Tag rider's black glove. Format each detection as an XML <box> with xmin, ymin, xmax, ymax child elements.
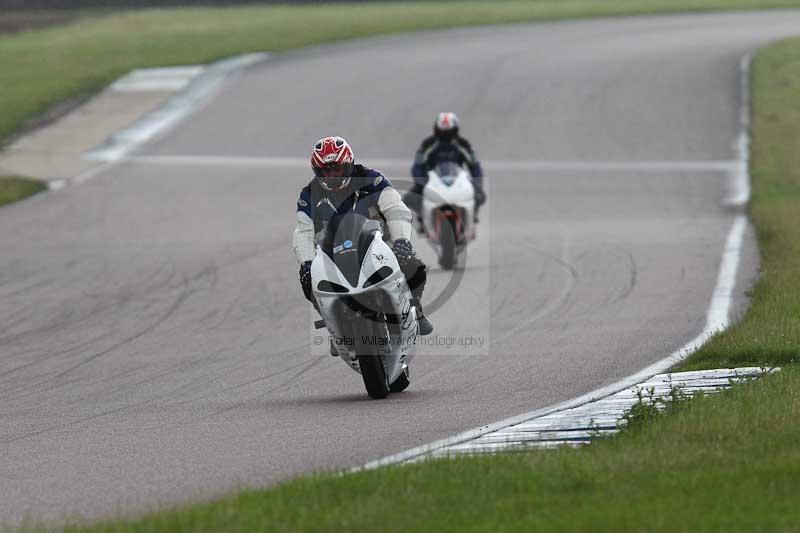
<box><xmin>474</xmin><ymin>187</ymin><xmax>486</xmax><ymax>207</ymax></box>
<box><xmin>299</xmin><ymin>260</ymin><xmax>317</xmax><ymax>308</ymax></box>
<box><xmin>392</xmin><ymin>239</ymin><xmax>415</xmax><ymax>268</ymax></box>
<box><xmin>299</xmin><ymin>260</ymin><xmax>312</xmax><ymax>289</ymax></box>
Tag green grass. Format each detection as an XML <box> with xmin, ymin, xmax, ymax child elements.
<box><xmin>0</xmin><ymin>176</ymin><xmax>46</xmax><ymax>207</ymax></box>
<box><xmin>679</xmin><ymin>38</ymin><xmax>800</xmax><ymax>370</ymax></box>
<box><xmin>4</xmin><ymin>1</ymin><xmax>800</xmax><ymax>145</ymax></box>
<box><xmin>0</xmin><ymin>9</ymin><xmax>116</xmax><ymax>35</ymax></box>
<box><xmin>62</xmin><ymin>367</ymin><xmax>800</xmax><ymax>532</ymax></box>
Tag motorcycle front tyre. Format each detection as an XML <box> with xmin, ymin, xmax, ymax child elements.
<box><xmin>355</xmin><ymin>321</ymin><xmax>391</xmax><ymax>399</ymax></box>
<box><xmin>438</xmin><ymin>215</ymin><xmax>457</xmax><ymax>270</ymax></box>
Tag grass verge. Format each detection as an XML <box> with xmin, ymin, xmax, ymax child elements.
<box><xmin>4</xmin><ymin>1</ymin><xmax>800</xmax><ymax>145</ymax></box>
<box><xmin>0</xmin><ymin>9</ymin><xmax>116</xmax><ymax>35</ymax></box>
<box><xmin>0</xmin><ymin>176</ymin><xmax>46</xmax><ymax>207</ymax></box>
<box><xmin>679</xmin><ymin>37</ymin><xmax>800</xmax><ymax>370</ymax></box>
<box><xmin>49</xmin><ymin>33</ymin><xmax>800</xmax><ymax>533</ymax></box>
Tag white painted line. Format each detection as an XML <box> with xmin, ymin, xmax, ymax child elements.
<box><xmin>110</xmin><ymin>66</ymin><xmax>206</xmax><ymax>92</ymax></box>
<box><xmin>87</xmin><ymin>53</ymin><xmax>269</xmax><ymax>163</ymax></box>
<box><xmin>725</xmin><ymin>53</ymin><xmax>752</xmax><ymax>207</ymax></box>
<box><xmin>44</xmin><ymin>162</ymin><xmax>114</xmax><ymax>191</ymax></box>
<box><xmin>706</xmin><ymin>215</ymin><xmax>747</xmax><ymax>330</ymax></box>
<box><xmin>121</xmin><ymin>154</ymin><xmax>739</xmax><ymax>173</ymax></box>
<box><xmin>43</xmin><ymin>54</ymin><xmax>270</xmax><ymax>192</ymax></box>
<box><xmin>125</xmin><ymin>154</ymin><xmax>311</xmax><ymax>168</ymax></box>
<box><xmin>112</xmin><ymin>80</ymin><xmax>194</xmax><ymax>92</ymax></box>
<box><xmin>72</xmin><ymin>162</ymin><xmax>114</xmax><ymax>186</ymax></box>
<box><xmin>480</xmin><ymin>159</ymin><xmax>738</xmax><ymax>173</ymax></box>
<box><xmin>359</xmin><ymin>52</ymin><xmax>757</xmax><ymax>470</ymax></box>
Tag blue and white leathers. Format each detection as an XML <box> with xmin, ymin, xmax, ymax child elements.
<box><xmin>293</xmin><ymin>168</ymin><xmax>413</xmax><ymax>264</ymax></box>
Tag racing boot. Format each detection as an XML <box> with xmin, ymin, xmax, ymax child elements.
<box><xmin>412</xmin><ymin>296</ymin><xmax>434</xmax><ymax>336</ymax></box>
<box><xmin>394</xmin><ymin>238</ymin><xmax>433</xmax><ymax>335</ymax></box>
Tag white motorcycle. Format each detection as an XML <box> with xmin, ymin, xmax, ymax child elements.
<box><xmin>311</xmin><ymin>212</ymin><xmax>418</xmax><ymax>399</ymax></box>
<box><xmin>420</xmin><ymin>161</ymin><xmax>477</xmax><ymax>270</ymax></box>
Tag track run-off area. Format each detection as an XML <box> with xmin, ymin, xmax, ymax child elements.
<box><xmin>2</xmin><ymin>10</ymin><xmax>800</xmax><ymax>526</ymax></box>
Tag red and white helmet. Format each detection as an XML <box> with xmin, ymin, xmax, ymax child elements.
<box><xmin>311</xmin><ymin>136</ymin><xmax>355</xmax><ymax>192</ymax></box>
<box><xmin>433</xmin><ymin>112</ymin><xmax>459</xmax><ymax>140</ymax></box>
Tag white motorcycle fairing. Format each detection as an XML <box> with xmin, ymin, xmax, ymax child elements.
<box><xmin>311</xmin><ymin>229</ymin><xmax>417</xmax><ymax>394</ymax></box>
<box><xmin>421</xmin><ymin>163</ymin><xmax>476</xmax><ymax>270</ymax></box>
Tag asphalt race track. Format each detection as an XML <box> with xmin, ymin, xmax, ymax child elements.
<box><xmin>2</xmin><ymin>10</ymin><xmax>800</xmax><ymax>526</ymax></box>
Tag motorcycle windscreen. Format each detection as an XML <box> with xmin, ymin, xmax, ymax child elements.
<box><xmin>320</xmin><ymin>212</ymin><xmax>380</xmax><ymax>288</ymax></box>
<box><xmin>434</xmin><ymin>161</ymin><xmax>461</xmax><ymax>186</ymax></box>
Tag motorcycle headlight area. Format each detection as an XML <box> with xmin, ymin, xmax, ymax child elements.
<box><xmin>315</xmin><ymin>266</ymin><xmax>394</xmax><ymax>293</ymax></box>
<box><xmin>316</xmin><ymin>280</ymin><xmax>350</xmax><ymax>293</ymax></box>
<box><xmin>362</xmin><ymin>266</ymin><xmax>394</xmax><ymax>289</ymax></box>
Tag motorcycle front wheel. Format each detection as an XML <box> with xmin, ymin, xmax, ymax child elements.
<box><xmin>355</xmin><ymin>321</ymin><xmax>390</xmax><ymax>399</ymax></box>
<box><xmin>438</xmin><ymin>215</ymin><xmax>457</xmax><ymax>270</ymax></box>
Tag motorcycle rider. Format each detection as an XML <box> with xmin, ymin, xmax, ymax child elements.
<box><xmin>293</xmin><ymin>136</ymin><xmax>434</xmax><ymax>340</ymax></box>
<box><xmin>404</xmin><ymin>112</ymin><xmax>486</xmax><ymax>222</ymax></box>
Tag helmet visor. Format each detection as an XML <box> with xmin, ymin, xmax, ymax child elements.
<box><xmin>314</xmin><ymin>162</ymin><xmax>353</xmax><ymax>191</ymax></box>
<box><xmin>435</xmin><ymin>127</ymin><xmax>458</xmax><ymax>141</ymax></box>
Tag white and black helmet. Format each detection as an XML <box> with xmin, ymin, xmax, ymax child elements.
<box><xmin>433</xmin><ymin>112</ymin><xmax>459</xmax><ymax>141</ymax></box>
